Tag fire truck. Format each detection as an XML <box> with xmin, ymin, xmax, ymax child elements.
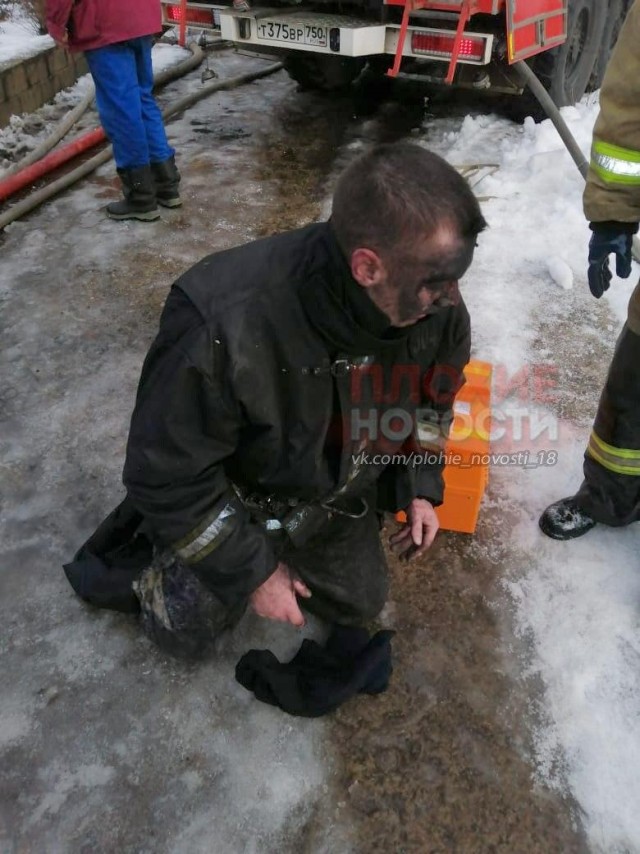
<box><xmin>162</xmin><ymin>0</ymin><xmax>630</xmax><ymax>110</ymax></box>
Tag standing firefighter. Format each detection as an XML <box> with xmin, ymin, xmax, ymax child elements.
<box><xmin>45</xmin><ymin>0</ymin><xmax>181</xmax><ymax>221</ymax></box>
<box><xmin>64</xmin><ymin>143</ymin><xmax>486</xmax><ymax>658</ymax></box>
<box><xmin>540</xmin><ymin>0</ymin><xmax>640</xmax><ymax>539</ymax></box>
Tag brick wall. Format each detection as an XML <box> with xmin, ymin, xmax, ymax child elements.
<box><xmin>0</xmin><ymin>46</ymin><xmax>88</xmax><ymax>128</ymax></box>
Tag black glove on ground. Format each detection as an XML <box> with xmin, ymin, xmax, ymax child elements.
<box><xmin>587</xmin><ymin>221</ymin><xmax>638</xmax><ymax>299</ymax></box>
<box><xmin>235</xmin><ymin>625</ymin><xmax>394</xmax><ymax>717</ymax></box>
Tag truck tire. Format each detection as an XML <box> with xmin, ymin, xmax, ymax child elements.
<box><xmin>283</xmin><ymin>54</ymin><xmax>366</xmax><ymax>91</ymax></box>
<box><xmin>587</xmin><ymin>0</ymin><xmax>626</xmax><ymax>91</ymax></box>
<box><xmin>531</xmin><ymin>0</ymin><xmax>605</xmax><ymax>107</ymax></box>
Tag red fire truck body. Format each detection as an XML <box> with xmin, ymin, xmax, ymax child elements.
<box><xmin>161</xmin><ymin>0</ymin><xmax>627</xmax><ymax>107</ymax></box>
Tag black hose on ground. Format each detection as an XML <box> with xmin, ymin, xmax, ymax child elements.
<box><xmin>161</xmin><ymin>61</ymin><xmax>282</xmax><ymax>120</ymax></box>
<box><xmin>153</xmin><ymin>40</ymin><xmax>206</xmax><ymax>88</ymax></box>
<box><xmin>514</xmin><ymin>60</ymin><xmax>589</xmax><ymax>178</ymax></box>
<box><xmin>1</xmin><ymin>84</ymin><xmax>96</xmax><ymax>179</ymax></box>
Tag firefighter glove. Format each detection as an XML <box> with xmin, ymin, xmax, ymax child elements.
<box><xmin>587</xmin><ymin>221</ymin><xmax>638</xmax><ymax>299</ymax></box>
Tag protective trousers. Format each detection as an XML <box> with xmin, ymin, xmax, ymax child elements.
<box><xmin>135</xmin><ymin>504</ymin><xmax>390</xmax><ymax>659</ymax></box>
<box><xmin>85</xmin><ymin>36</ymin><xmax>174</xmax><ymax>170</ymax></box>
<box><xmin>576</xmin><ymin>279</ymin><xmax>640</xmax><ymax>525</ymax></box>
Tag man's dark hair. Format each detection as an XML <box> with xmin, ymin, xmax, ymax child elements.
<box><xmin>331</xmin><ymin>142</ymin><xmax>487</xmax><ymax>257</ymax></box>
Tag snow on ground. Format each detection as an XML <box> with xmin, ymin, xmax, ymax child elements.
<box><xmin>0</xmin><ymin>4</ymin><xmax>52</xmax><ymax>65</ymax></box>
<box><xmin>0</xmin><ymin>53</ymin><xmax>349</xmax><ymax>852</ymax></box>
<box><xmin>426</xmin><ymin>97</ymin><xmax>640</xmax><ymax>852</ymax></box>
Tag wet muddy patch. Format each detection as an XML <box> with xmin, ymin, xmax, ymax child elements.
<box><xmin>323</xmin><ymin>521</ymin><xmax>589</xmax><ymax>853</ymax></box>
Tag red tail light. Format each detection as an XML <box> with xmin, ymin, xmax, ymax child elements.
<box><xmin>411</xmin><ymin>31</ymin><xmax>485</xmax><ymax>61</ymax></box>
<box><xmin>165</xmin><ymin>4</ymin><xmax>214</xmax><ymax>25</ymax></box>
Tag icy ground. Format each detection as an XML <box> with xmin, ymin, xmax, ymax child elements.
<box><xmin>1</xmin><ymin>39</ymin><xmax>640</xmax><ymax>854</ymax></box>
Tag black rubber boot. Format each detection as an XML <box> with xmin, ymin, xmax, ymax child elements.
<box><xmin>538</xmin><ymin>496</ymin><xmax>597</xmax><ymax>541</ymax></box>
<box><xmin>107</xmin><ymin>165</ymin><xmax>160</xmax><ymax>222</ymax></box>
<box><xmin>150</xmin><ymin>155</ymin><xmax>182</xmax><ymax>208</ymax></box>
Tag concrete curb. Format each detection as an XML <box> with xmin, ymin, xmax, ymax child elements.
<box><xmin>0</xmin><ymin>45</ymin><xmax>88</xmax><ymax>128</ymax></box>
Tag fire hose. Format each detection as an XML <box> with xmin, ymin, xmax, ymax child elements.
<box><xmin>0</xmin><ymin>43</ymin><xmax>205</xmax><ymax>201</ymax></box>
<box><xmin>1</xmin><ymin>83</ymin><xmax>97</xmax><ymax>180</ymax></box>
<box><xmin>0</xmin><ymin>47</ymin><xmax>282</xmax><ymax>231</ymax></box>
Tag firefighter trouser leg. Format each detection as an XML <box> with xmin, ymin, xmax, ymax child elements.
<box><xmin>576</xmin><ymin>279</ymin><xmax>640</xmax><ymax>526</ymax></box>
<box><xmin>134</xmin><ymin>552</ymin><xmax>247</xmax><ymax>659</ymax></box>
<box><xmin>279</xmin><ymin>502</ymin><xmax>389</xmax><ymax>626</ymax></box>
<box><xmin>135</xmin><ymin>504</ymin><xmax>388</xmax><ymax>657</ymax></box>
<box><xmin>85</xmin><ymin>37</ymin><xmax>174</xmax><ymax>170</ymax></box>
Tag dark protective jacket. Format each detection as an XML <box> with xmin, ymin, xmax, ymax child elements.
<box><xmin>123</xmin><ymin>223</ymin><xmax>471</xmax><ymax>606</ymax></box>
<box><xmin>583</xmin><ymin>0</ymin><xmax>640</xmax><ymax>225</ymax></box>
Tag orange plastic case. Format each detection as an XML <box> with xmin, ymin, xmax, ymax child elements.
<box><xmin>397</xmin><ymin>359</ymin><xmax>492</xmax><ymax>535</ymax></box>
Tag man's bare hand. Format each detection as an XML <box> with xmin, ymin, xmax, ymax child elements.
<box><xmin>389</xmin><ymin>498</ymin><xmax>439</xmax><ymax>561</ymax></box>
<box><xmin>249</xmin><ymin>562</ymin><xmax>311</xmax><ymax>626</ymax></box>
<box><xmin>53</xmin><ymin>32</ymin><xmax>69</xmax><ymax>47</ymax></box>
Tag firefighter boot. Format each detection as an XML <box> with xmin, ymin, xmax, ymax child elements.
<box><xmin>151</xmin><ymin>155</ymin><xmax>182</xmax><ymax>208</ymax></box>
<box><xmin>538</xmin><ymin>496</ymin><xmax>596</xmax><ymax>541</ymax></box>
<box><xmin>107</xmin><ymin>165</ymin><xmax>160</xmax><ymax>222</ymax></box>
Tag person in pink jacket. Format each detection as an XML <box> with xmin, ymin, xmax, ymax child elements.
<box><xmin>46</xmin><ymin>0</ymin><xmax>181</xmax><ymax>221</ymax></box>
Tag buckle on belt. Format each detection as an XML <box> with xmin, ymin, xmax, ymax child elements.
<box><xmin>330</xmin><ymin>358</ymin><xmax>354</xmax><ymax>377</ymax></box>
<box><xmin>320</xmin><ymin>496</ymin><xmax>369</xmax><ymax>519</ymax></box>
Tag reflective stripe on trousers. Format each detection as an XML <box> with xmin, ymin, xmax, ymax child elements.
<box><xmin>173</xmin><ymin>501</ymin><xmax>237</xmax><ymax>563</ymax></box>
<box><xmin>577</xmin><ymin>283</ymin><xmax>640</xmax><ymax>525</ymax></box>
<box><xmin>586</xmin><ymin>430</ymin><xmax>640</xmax><ymax>475</ymax></box>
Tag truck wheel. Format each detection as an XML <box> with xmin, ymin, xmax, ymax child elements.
<box><xmin>283</xmin><ymin>54</ymin><xmax>366</xmax><ymax>91</ymax></box>
<box><xmin>531</xmin><ymin>0</ymin><xmax>605</xmax><ymax>107</ymax></box>
<box><xmin>587</xmin><ymin>0</ymin><xmax>626</xmax><ymax>91</ymax></box>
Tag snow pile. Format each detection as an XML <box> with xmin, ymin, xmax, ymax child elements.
<box><xmin>547</xmin><ymin>255</ymin><xmax>574</xmax><ymax>291</ymax></box>
<box><xmin>507</xmin><ymin>509</ymin><xmax>640</xmax><ymax>853</ymax></box>
<box><xmin>0</xmin><ymin>3</ymin><xmax>52</xmax><ymax>65</ymax></box>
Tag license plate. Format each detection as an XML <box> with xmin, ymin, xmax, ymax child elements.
<box><xmin>256</xmin><ymin>20</ymin><xmax>328</xmax><ymax>47</ymax></box>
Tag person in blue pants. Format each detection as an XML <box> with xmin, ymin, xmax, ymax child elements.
<box><xmin>46</xmin><ymin>0</ymin><xmax>181</xmax><ymax>221</ymax></box>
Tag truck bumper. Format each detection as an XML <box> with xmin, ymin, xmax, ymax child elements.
<box><xmin>219</xmin><ymin>9</ymin><xmax>493</xmax><ymax>64</ymax></box>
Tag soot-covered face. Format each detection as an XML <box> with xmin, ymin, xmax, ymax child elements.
<box><xmin>353</xmin><ymin>227</ymin><xmax>476</xmax><ymax>328</ymax></box>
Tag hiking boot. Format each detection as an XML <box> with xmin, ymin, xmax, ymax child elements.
<box><xmin>538</xmin><ymin>496</ymin><xmax>596</xmax><ymax>540</ymax></box>
<box><xmin>150</xmin><ymin>155</ymin><xmax>182</xmax><ymax>208</ymax></box>
<box><xmin>107</xmin><ymin>164</ymin><xmax>160</xmax><ymax>221</ymax></box>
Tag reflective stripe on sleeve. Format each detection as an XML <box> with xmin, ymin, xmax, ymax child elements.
<box><xmin>591</xmin><ymin>141</ymin><xmax>640</xmax><ymax>186</ymax></box>
<box><xmin>173</xmin><ymin>501</ymin><xmax>237</xmax><ymax>563</ymax></box>
<box><xmin>586</xmin><ymin>430</ymin><xmax>640</xmax><ymax>475</ymax></box>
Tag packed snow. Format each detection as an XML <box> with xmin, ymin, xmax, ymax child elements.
<box><xmin>0</xmin><ymin>4</ymin><xmax>52</xmax><ymax>65</ymax></box>
<box><xmin>1</xmin><ymin>32</ymin><xmax>640</xmax><ymax>854</ymax></box>
<box><xmin>547</xmin><ymin>255</ymin><xmax>574</xmax><ymax>291</ymax></box>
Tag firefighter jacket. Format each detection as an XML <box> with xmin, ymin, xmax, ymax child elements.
<box><xmin>123</xmin><ymin>222</ymin><xmax>471</xmax><ymax>606</ymax></box>
<box><xmin>583</xmin><ymin>0</ymin><xmax>640</xmax><ymax>224</ymax></box>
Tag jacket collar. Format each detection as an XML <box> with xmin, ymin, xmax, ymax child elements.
<box><xmin>298</xmin><ymin>222</ymin><xmax>410</xmax><ymax>357</ymax></box>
